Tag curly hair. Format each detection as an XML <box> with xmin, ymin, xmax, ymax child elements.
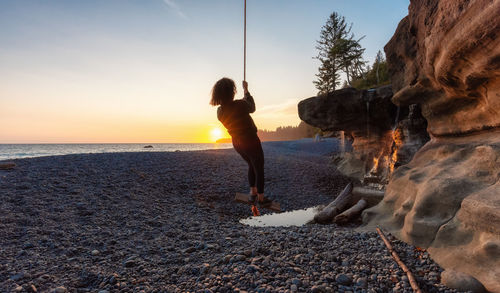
<box><xmin>210</xmin><ymin>77</ymin><xmax>236</xmax><ymax>106</ymax></box>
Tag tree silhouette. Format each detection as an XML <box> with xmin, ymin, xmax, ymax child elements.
<box><xmin>314</xmin><ymin>12</ymin><xmax>366</xmax><ymax>94</ymax></box>
<box><xmin>351</xmin><ymin>50</ymin><xmax>390</xmax><ymax>89</ymax></box>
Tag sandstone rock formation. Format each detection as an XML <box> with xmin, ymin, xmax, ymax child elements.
<box><xmin>298</xmin><ymin>85</ymin><xmax>396</xmax><ymax>134</ymax></box>
<box><xmin>363</xmin><ymin>0</ymin><xmax>500</xmax><ymax>291</ymax></box>
<box><xmin>298</xmin><ymin>85</ymin><xmax>429</xmax><ymax>184</ymax></box>
<box><xmin>387</xmin><ymin>0</ymin><xmax>500</xmax><ymax>137</ymax></box>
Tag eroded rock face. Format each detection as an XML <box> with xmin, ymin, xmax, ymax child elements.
<box><xmin>298</xmin><ymin>85</ymin><xmax>396</xmax><ymax>134</ymax></box>
<box><xmin>364</xmin><ymin>132</ymin><xmax>500</xmax><ymax>291</ymax></box>
<box><xmin>364</xmin><ymin>0</ymin><xmax>500</xmax><ymax>291</ymax></box>
<box><xmin>298</xmin><ymin>85</ymin><xmax>429</xmax><ymax>184</ymax></box>
<box><xmin>387</xmin><ymin>0</ymin><xmax>500</xmax><ymax>136</ymax></box>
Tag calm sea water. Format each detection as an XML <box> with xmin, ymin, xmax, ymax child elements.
<box><xmin>0</xmin><ymin>143</ymin><xmax>233</xmax><ymax>161</ymax></box>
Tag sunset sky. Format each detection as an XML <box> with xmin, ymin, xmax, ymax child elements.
<box><xmin>0</xmin><ymin>0</ymin><xmax>409</xmax><ymax>143</ymax></box>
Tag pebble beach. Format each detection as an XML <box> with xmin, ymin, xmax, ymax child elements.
<box><xmin>0</xmin><ymin>141</ymin><xmax>460</xmax><ymax>292</ymax></box>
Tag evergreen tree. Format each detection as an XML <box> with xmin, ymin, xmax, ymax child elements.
<box><xmin>351</xmin><ymin>50</ymin><xmax>390</xmax><ymax>89</ymax></box>
<box><xmin>314</xmin><ymin>12</ymin><xmax>366</xmax><ymax>94</ymax></box>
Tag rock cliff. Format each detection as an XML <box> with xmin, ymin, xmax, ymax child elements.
<box><xmin>298</xmin><ymin>85</ymin><xmax>429</xmax><ymax>185</ymax></box>
<box><xmin>363</xmin><ymin>0</ymin><xmax>500</xmax><ymax>291</ymax></box>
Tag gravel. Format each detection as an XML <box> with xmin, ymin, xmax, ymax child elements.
<box><xmin>0</xmin><ymin>142</ymin><xmax>462</xmax><ymax>292</ymax></box>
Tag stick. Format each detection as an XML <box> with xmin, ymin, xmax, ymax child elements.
<box><xmin>334</xmin><ymin>199</ymin><xmax>367</xmax><ymax>224</ymax></box>
<box><xmin>376</xmin><ymin>228</ymin><xmax>422</xmax><ymax>293</ymax></box>
<box><xmin>314</xmin><ymin>182</ymin><xmax>353</xmax><ymax>224</ymax></box>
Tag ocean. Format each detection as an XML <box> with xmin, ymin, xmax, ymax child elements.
<box><xmin>0</xmin><ymin>143</ymin><xmax>233</xmax><ymax>161</ymax></box>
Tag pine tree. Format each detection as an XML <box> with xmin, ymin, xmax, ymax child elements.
<box><xmin>351</xmin><ymin>50</ymin><xmax>390</xmax><ymax>89</ymax></box>
<box><xmin>314</xmin><ymin>12</ymin><xmax>366</xmax><ymax>94</ymax></box>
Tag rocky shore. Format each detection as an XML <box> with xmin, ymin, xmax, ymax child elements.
<box><xmin>0</xmin><ymin>142</ymin><xmax>460</xmax><ymax>292</ymax></box>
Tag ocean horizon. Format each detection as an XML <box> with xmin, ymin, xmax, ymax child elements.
<box><xmin>0</xmin><ymin>143</ymin><xmax>233</xmax><ymax>161</ymax></box>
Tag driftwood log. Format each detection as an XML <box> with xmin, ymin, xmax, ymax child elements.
<box><xmin>314</xmin><ymin>182</ymin><xmax>353</xmax><ymax>224</ymax></box>
<box><xmin>351</xmin><ymin>187</ymin><xmax>385</xmax><ymax>207</ymax></box>
<box><xmin>334</xmin><ymin>199</ymin><xmax>367</xmax><ymax>224</ymax></box>
<box><xmin>0</xmin><ymin>162</ymin><xmax>16</xmax><ymax>170</ymax></box>
<box><xmin>376</xmin><ymin>228</ymin><xmax>422</xmax><ymax>293</ymax></box>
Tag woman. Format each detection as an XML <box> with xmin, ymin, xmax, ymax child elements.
<box><xmin>210</xmin><ymin>77</ymin><xmax>272</xmax><ymax>206</ymax></box>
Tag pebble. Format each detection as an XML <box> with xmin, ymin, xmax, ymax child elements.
<box><xmin>108</xmin><ymin>276</ymin><xmax>117</xmax><ymax>285</ymax></box>
<box><xmin>10</xmin><ymin>273</ymin><xmax>24</xmax><ymax>282</ymax></box>
<box><xmin>355</xmin><ymin>277</ymin><xmax>367</xmax><ymax>288</ymax></box>
<box><xmin>0</xmin><ymin>150</ymin><xmax>461</xmax><ymax>293</ymax></box>
<box><xmin>23</xmin><ymin>243</ymin><xmax>34</xmax><ymax>249</ymax></box>
<box><xmin>335</xmin><ymin>274</ymin><xmax>352</xmax><ymax>285</ymax></box>
<box><xmin>234</xmin><ymin>255</ymin><xmax>246</xmax><ymax>262</ymax></box>
<box><xmin>184</xmin><ymin>247</ymin><xmax>196</xmax><ymax>253</ymax></box>
<box><xmin>52</xmin><ymin>287</ymin><xmax>67</xmax><ymax>293</ymax></box>
<box><xmin>200</xmin><ymin>263</ymin><xmax>210</xmax><ymax>274</ymax></box>
<box><xmin>245</xmin><ymin>264</ymin><xmax>260</xmax><ymax>273</ymax></box>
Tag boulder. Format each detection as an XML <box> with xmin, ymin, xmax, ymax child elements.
<box><xmin>386</xmin><ymin>0</ymin><xmax>500</xmax><ymax>136</ymax></box>
<box><xmin>441</xmin><ymin>270</ymin><xmax>487</xmax><ymax>293</ymax></box>
<box><xmin>363</xmin><ymin>0</ymin><xmax>500</xmax><ymax>291</ymax></box>
<box><xmin>298</xmin><ymin>85</ymin><xmax>428</xmax><ymax>184</ymax></box>
<box><xmin>298</xmin><ymin>85</ymin><xmax>396</xmax><ymax>134</ymax></box>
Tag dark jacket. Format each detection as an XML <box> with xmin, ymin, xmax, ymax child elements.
<box><xmin>217</xmin><ymin>93</ymin><xmax>258</xmax><ymax>139</ymax></box>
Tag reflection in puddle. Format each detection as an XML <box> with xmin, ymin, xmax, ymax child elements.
<box><xmin>240</xmin><ymin>206</ymin><xmax>321</xmax><ymax>227</ymax></box>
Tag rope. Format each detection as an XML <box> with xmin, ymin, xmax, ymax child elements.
<box><xmin>244</xmin><ymin>0</ymin><xmax>246</xmax><ymax>81</ymax></box>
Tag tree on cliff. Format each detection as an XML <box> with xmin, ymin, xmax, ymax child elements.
<box><xmin>351</xmin><ymin>50</ymin><xmax>390</xmax><ymax>89</ymax></box>
<box><xmin>314</xmin><ymin>12</ymin><xmax>366</xmax><ymax>94</ymax></box>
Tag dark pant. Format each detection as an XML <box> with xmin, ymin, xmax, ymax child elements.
<box><xmin>232</xmin><ymin>135</ymin><xmax>264</xmax><ymax>194</ymax></box>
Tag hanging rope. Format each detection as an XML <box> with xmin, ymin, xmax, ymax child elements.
<box><xmin>243</xmin><ymin>0</ymin><xmax>247</xmax><ymax>81</ymax></box>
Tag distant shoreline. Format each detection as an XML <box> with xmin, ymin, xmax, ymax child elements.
<box><xmin>0</xmin><ymin>142</ymin><xmax>234</xmax><ymax>161</ymax></box>
<box><xmin>0</xmin><ymin>138</ymin><xmax>340</xmax><ymax>161</ymax></box>
<box><xmin>216</xmin><ymin>137</ymin><xmax>321</xmax><ymax>143</ymax></box>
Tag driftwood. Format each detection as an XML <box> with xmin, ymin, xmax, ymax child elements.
<box><xmin>376</xmin><ymin>228</ymin><xmax>422</xmax><ymax>293</ymax></box>
<box><xmin>314</xmin><ymin>182</ymin><xmax>353</xmax><ymax>224</ymax></box>
<box><xmin>334</xmin><ymin>199</ymin><xmax>367</xmax><ymax>224</ymax></box>
<box><xmin>351</xmin><ymin>187</ymin><xmax>385</xmax><ymax>207</ymax></box>
<box><xmin>0</xmin><ymin>162</ymin><xmax>16</xmax><ymax>170</ymax></box>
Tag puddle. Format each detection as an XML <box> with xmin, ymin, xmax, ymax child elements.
<box><xmin>240</xmin><ymin>206</ymin><xmax>321</xmax><ymax>227</ymax></box>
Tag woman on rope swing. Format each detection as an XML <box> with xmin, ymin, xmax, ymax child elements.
<box><xmin>210</xmin><ymin>78</ymin><xmax>273</xmax><ymax>207</ymax></box>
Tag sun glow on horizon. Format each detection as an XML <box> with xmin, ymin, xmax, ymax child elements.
<box><xmin>210</xmin><ymin>127</ymin><xmax>224</xmax><ymax>142</ymax></box>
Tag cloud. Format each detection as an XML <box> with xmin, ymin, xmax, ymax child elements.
<box><xmin>163</xmin><ymin>0</ymin><xmax>188</xmax><ymax>19</ymax></box>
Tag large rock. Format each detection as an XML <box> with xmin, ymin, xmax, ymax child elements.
<box><xmin>363</xmin><ymin>0</ymin><xmax>500</xmax><ymax>291</ymax></box>
<box><xmin>298</xmin><ymin>85</ymin><xmax>396</xmax><ymax>134</ymax></box>
<box><xmin>298</xmin><ymin>85</ymin><xmax>429</xmax><ymax>184</ymax></box>
<box><xmin>386</xmin><ymin>0</ymin><xmax>500</xmax><ymax>136</ymax></box>
<box><xmin>441</xmin><ymin>270</ymin><xmax>487</xmax><ymax>293</ymax></box>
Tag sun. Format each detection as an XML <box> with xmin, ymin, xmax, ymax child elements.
<box><xmin>210</xmin><ymin>127</ymin><xmax>223</xmax><ymax>142</ymax></box>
